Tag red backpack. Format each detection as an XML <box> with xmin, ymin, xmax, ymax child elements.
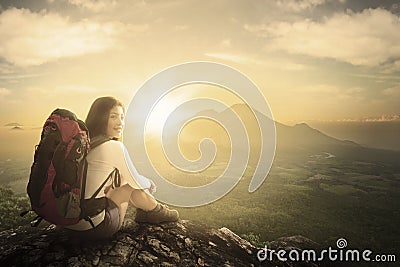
<box><xmin>23</xmin><ymin>109</ymin><xmax>118</xmax><ymax>227</ymax></box>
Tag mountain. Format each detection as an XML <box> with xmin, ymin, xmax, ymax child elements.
<box><xmin>177</xmin><ymin>103</ymin><xmax>355</xmax><ymax>147</ymax></box>
<box><xmin>167</xmin><ymin>103</ymin><xmax>400</xmax><ymax>167</ymax></box>
<box><xmin>139</xmin><ymin>103</ymin><xmax>400</xmax><ymax>176</ymax></box>
<box><xmin>10</xmin><ymin>126</ymin><xmax>23</xmax><ymax>131</ymax></box>
<box><xmin>307</xmin><ymin>120</ymin><xmax>400</xmax><ymax>151</ymax></box>
<box><xmin>130</xmin><ymin>108</ymin><xmax>400</xmax><ymax>202</ymax></box>
<box><xmin>276</xmin><ymin>122</ymin><xmax>358</xmax><ymax>147</ymax></box>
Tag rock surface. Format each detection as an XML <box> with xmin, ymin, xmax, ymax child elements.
<box><xmin>0</xmin><ymin>220</ymin><xmax>323</xmax><ymax>266</ymax></box>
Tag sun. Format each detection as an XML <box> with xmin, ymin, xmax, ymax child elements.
<box><xmin>145</xmin><ymin>84</ymin><xmax>243</xmax><ymax>136</ymax></box>
<box><xmin>145</xmin><ymin>90</ymin><xmax>184</xmax><ymax>135</ymax></box>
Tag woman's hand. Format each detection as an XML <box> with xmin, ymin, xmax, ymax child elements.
<box><xmin>104</xmin><ymin>184</ymin><xmax>112</xmax><ymax>195</ymax></box>
<box><xmin>149</xmin><ymin>179</ymin><xmax>157</xmax><ymax>194</ymax></box>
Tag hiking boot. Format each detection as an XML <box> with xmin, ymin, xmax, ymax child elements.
<box><xmin>135</xmin><ymin>203</ymin><xmax>179</xmax><ymax>224</ymax></box>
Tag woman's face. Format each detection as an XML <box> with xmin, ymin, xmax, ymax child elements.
<box><xmin>106</xmin><ymin>105</ymin><xmax>125</xmax><ymax>139</ymax></box>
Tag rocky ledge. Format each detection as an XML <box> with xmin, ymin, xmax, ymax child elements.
<box><xmin>0</xmin><ymin>220</ymin><xmax>323</xmax><ymax>266</ymax></box>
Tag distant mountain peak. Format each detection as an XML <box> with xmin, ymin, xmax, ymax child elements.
<box><xmin>10</xmin><ymin>126</ymin><xmax>23</xmax><ymax>131</ymax></box>
<box><xmin>4</xmin><ymin>122</ymin><xmax>23</xmax><ymax>127</ymax></box>
<box><xmin>294</xmin><ymin>122</ymin><xmax>311</xmax><ymax>128</ymax></box>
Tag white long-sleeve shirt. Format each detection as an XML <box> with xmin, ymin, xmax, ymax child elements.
<box><xmin>65</xmin><ymin>140</ymin><xmax>151</xmax><ymax>230</ymax></box>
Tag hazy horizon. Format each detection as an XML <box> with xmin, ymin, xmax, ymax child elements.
<box><xmin>1</xmin><ymin>109</ymin><xmax>399</xmax><ymax>168</ymax></box>
<box><xmin>1</xmin><ymin>98</ymin><xmax>400</xmax><ymax>154</ymax></box>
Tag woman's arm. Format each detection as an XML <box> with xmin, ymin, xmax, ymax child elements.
<box><xmin>107</xmin><ymin>140</ymin><xmax>152</xmax><ymax>190</ymax></box>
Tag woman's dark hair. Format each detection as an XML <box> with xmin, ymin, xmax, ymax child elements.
<box><xmin>85</xmin><ymin>96</ymin><xmax>125</xmax><ymax>138</ymax></box>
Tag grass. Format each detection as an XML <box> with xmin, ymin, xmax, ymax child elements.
<box><xmin>319</xmin><ymin>183</ymin><xmax>366</xmax><ymax>196</ymax></box>
<box><xmin>171</xmin><ymin>154</ymin><xmax>400</xmax><ymax>254</ymax></box>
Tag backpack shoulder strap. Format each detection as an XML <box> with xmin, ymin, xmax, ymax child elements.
<box><xmin>80</xmin><ymin>135</ymin><xmax>112</xmax><ymax>201</ymax></box>
<box><xmin>90</xmin><ymin>135</ymin><xmax>111</xmax><ymax>150</ymax></box>
<box><xmin>80</xmin><ymin>135</ymin><xmax>110</xmax><ymax>200</ymax></box>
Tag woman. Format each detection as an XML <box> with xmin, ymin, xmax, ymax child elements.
<box><xmin>65</xmin><ymin>96</ymin><xmax>179</xmax><ymax>240</ymax></box>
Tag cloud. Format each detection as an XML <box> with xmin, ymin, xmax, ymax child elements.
<box><xmin>204</xmin><ymin>52</ymin><xmax>265</xmax><ymax>65</ymax></box>
<box><xmin>0</xmin><ymin>88</ymin><xmax>11</xmax><ymax>96</ymax></box>
<box><xmin>391</xmin><ymin>3</ymin><xmax>400</xmax><ymax>15</ymax></box>
<box><xmin>68</xmin><ymin>0</ymin><xmax>117</xmax><ymax>12</ymax></box>
<box><xmin>281</xmin><ymin>62</ymin><xmax>310</xmax><ymax>71</ymax></box>
<box><xmin>364</xmin><ymin>115</ymin><xmax>400</xmax><ymax>122</ymax></box>
<box><xmin>300</xmin><ymin>84</ymin><xmax>365</xmax><ymax>100</ymax></box>
<box><xmin>276</xmin><ymin>0</ymin><xmax>326</xmax><ymax>12</ymax></box>
<box><xmin>337</xmin><ymin>115</ymin><xmax>400</xmax><ymax>122</ymax></box>
<box><xmin>219</xmin><ymin>39</ymin><xmax>231</xmax><ymax>48</ymax></box>
<box><xmin>174</xmin><ymin>25</ymin><xmax>189</xmax><ymax>31</ymax></box>
<box><xmin>205</xmin><ymin>52</ymin><xmax>252</xmax><ymax>63</ymax></box>
<box><xmin>0</xmin><ymin>8</ymin><xmax>137</xmax><ymax>67</ymax></box>
<box><xmin>380</xmin><ymin>59</ymin><xmax>400</xmax><ymax>73</ymax></box>
<box><xmin>205</xmin><ymin>52</ymin><xmax>310</xmax><ymax>71</ymax></box>
<box><xmin>244</xmin><ymin>8</ymin><xmax>400</xmax><ymax>68</ymax></box>
<box><xmin>382</xmin><ymin>85</ymin><xmax>400</xmax><ymax>97</ymax></box>
<box><xmin>348</xmin><ymin>72</ymin><xmax>400</xmax><ymax>83</ymax></box>
<box><xmin>54</xmin><ymin>84</ymin><xmax>98</xmax><ymax>94</ymax></box>
<box><xmin>0</xmin><ymin>61</ymin><xmax>16</xmax><ymax>74</ymax></box>
<box><xmin>0</xmin><ymin>72</ymin><xmax>50</xmax><ymax>81</ymax></box>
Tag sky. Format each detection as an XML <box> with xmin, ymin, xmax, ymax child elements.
<box><xmin>0</xmin><ymin>0</ymin><xmax>399</xmax><ymax>128</ymax></box>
